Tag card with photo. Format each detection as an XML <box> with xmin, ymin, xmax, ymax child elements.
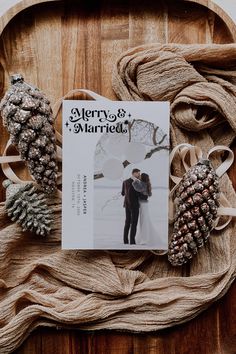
<box><xmin>62</xmin><ymin>100</ymin><xmax>170</xmax><ymax>250</ymax></box>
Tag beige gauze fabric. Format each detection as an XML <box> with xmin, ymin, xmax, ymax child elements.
<box><xmin>1</xmin><ymin>43</ymin><xmax>236</xmax><ymax>353</ymax></box>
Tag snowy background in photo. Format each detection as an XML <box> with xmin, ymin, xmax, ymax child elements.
<box><xmin>93</xmin><ymin>125</ymin><xmax>169</xmax><ymax>250</ymax></box>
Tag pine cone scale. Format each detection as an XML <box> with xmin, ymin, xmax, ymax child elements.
<box><xmin>168</xmin><ymin>159</ymin><xmax>220</xmax><ymax>266</ymax></box>
<box><xmin>0</xmin><ymin>74</ymin><xmax>58</xmax><ymax>194</ymax></box>
<box><xmin>3</xmin><ymin>180</ymin><xmax>53</xmax><ymax>236</ymax></box>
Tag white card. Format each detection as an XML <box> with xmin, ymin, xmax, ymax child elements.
<box><xmin>62</xmin><ymin>100</ymin><xmax>170</xmax><ymax>250</ymax></box>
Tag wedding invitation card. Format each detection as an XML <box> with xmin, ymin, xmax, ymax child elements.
<box><xmin>62</xmin><ymin>100</ymin><xmax>170</xmax><ymax>250</ymax></box>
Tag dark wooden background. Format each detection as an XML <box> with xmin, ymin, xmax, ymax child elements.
<box><xmin>0</xmin><ymin>0</ymin><xmax>235</xmax><ymax>353</ymax></box>
<box><xmin>14</xmin><ymin>280</ymin><xmax>236</xmax><ymax>353</ymax></box>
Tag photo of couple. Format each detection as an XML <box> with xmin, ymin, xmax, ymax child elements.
<box><xmin>93</xmin><ymin>106</ymin><xmax>169</xmax><ymax>251</ymax></box>
<box><xmin>122</xmin><ymin>168</ymin><xmax>157</xmax><ymax>245</ymax></box>
<box><xmin>94</xmin><ymin>148</ymin><xmax>169</xmax><ymax>250</ymax></box>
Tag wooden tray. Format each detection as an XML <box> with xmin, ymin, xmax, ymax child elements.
<box><xmin>0</xmin><ymin>0</ymin><xmax>236</xmax><ymax>200</ymax></box>
<box><xmin>0</xmin><ymin>1</ymin><xmax>235</xmax><ymax>352</ymax></box>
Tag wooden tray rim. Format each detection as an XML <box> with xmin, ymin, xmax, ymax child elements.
<box><xmin>0</xmin><ymin>0</ymin><xmax>236</xmax><ymax>41</ymax></box>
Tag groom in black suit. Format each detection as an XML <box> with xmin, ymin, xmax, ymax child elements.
<box><xmin>121</xmin><ymin>168</ymin><xmax>141</xmax><ymax>245</ymax></box>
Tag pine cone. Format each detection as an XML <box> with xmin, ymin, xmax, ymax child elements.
<box><xmin>168</xmin><ymin>159</ymin><xmax>220</xmax><ymax>266</ymax></box>
<box><xmin>0</xmin><ymin>74</ymin><xmax>58</xmax><ymax>194</ymax></box>
<box><xmin>3</xmin><ymin>179</ymin><xmax>53</xmax><ymax>236</ymax></box>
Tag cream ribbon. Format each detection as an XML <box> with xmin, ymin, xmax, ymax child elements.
<box><xmin>169</xmin><ymin>143</ymin><xmax>236</xmax><ymax>232</ymax></box>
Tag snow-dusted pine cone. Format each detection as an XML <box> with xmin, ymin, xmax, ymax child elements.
<box><xmin>168</xmin><ymin>159</ymin><xmax>220</xmax><ymax>266</ymax></box>
<box><xmin>3</xmin><ymin>179</ymin><xmax>53</xmax><ymax>236</ymax></box>
<box><xmin>0</xmin><ymin>74</ymin><xmax>58</xmax><ymax>194</ymax></box>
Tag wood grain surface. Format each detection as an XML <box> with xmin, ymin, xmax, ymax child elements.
<box><xmin>0</xmin><ymin>0</ymin><xmax>235</xmax><ymax>353</ymax></box>
<box><xmin>13</xmin><ymin>280</ymin><xmax>236</xmax><ymax>354</ymax></box>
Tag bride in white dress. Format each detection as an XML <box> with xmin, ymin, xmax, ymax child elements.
<box><xmin>132</xmin><ymin>173</ymin><xmax>158</xmax><ymax>246</ymax></box>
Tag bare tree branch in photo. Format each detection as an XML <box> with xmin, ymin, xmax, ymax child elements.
<box><xmin>128</xmin><ymin>120</ymin><xmax>135</xmax><ymax>142</ymax></box>
<box><xmin>94</xmin><ymin>145</ymin><xmax>169</xmax><ymax>180</ymax></box>
<box><xmin>94</xmin><ymin>119</ymin><xmax>169</xmax><ymax>179</ymax></box>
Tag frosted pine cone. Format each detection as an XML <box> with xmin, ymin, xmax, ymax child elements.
<box><xmin>3</xmin><ymin>179</ymin><xmax>53</xmax><ymax>236</ymax></box>
<box><xmin>168</xmin><ymin>159</ymin><xmax>220</xmax><ymax>266</ymax></box>
<box><xmin>0</xmin><ymin>74</ymin><xmax>58</xmax><ymax>194</ymax></box>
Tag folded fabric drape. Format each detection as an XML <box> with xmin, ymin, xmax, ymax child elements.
<box><xmin>113</xmin><ymin>43</ymin><xmax>236</xmax><ymax>144</ymax></box>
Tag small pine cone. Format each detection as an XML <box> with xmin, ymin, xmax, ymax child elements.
<box><xmin>3</xmin><ymin>179</ymin><xmax>53</xmax><ymax>236</ymax></box>
<box><xmin>168</xmin><ymin>159</ymin><xmax>220</xmax><ymax>266</ymax></box>
<box><xmin>0</xmin><ymin>74</ymin><xmax>58</xmax><ymax>194</ymax></box>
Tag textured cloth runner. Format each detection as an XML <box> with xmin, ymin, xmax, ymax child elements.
<box><xmin>1</xmin><ymin>43</ymin><xmax>236</xmax><ymax>353</ymax></box>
